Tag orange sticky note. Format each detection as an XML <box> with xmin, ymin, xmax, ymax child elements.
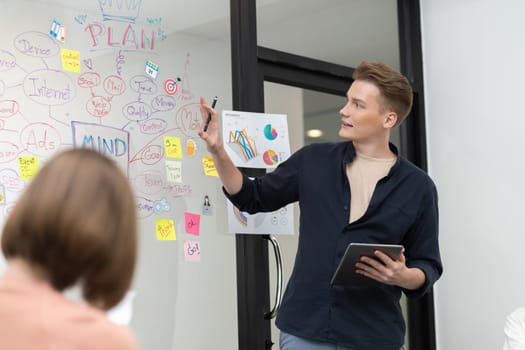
<box><xmin>156</xmin><ymin>218</ymin><xmax>176</xmax><ymax>241</ymax></box>
<box><xmin>186</xmin><ymin>139</ymin><xmax>197</xmax><ymax>156</ymax></box>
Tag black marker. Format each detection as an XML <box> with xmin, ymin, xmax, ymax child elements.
<box><xmin>203</xmin><ymin>96</ymin><xmax>218</xmax><ymax>132</ymax></box>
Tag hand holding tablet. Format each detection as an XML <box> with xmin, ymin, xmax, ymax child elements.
<box><xmin>331</xmin><ymin>243</ymin><xmax>404</xmax><ymax>286</ymax></box>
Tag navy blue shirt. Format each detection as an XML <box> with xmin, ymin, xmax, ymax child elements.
<box><xmin>225</xmin><ymin>141</ymin><xmax>442</xmax><ymax>350</ymax></box>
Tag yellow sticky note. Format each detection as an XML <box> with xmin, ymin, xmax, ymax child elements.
<box><xmin>61</xmin><ymin>48</ymin><xmax>81</xmax><ymax>73</ymax></box>
<box><xmin>18</xmin><ymin>156</ymin><xmax>39</xmax><ymax>180</ymax></box>
<box><xmin>164</xmin><ymin>136</ymin><xmax>183</xmax><ymax>158</ymax></box>
<box><xmin>202</xmin><ymin>156</ymin><xmax>218</xmax><ymax>177</ymax></box>
<box><xmin>156</xmin><ymin>219</ymin><xmax>176</xmax><ymax>241</ymax></box>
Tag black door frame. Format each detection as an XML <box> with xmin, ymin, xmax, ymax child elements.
<box><xmin>397</xmin><ymin>1</ymin><xmax>436</xmax><ymax>349</ymax></box>
<box><xmin>231</xmin><ymin>1</ymin><xmax>435</xmax><ymax>349</ymax></box>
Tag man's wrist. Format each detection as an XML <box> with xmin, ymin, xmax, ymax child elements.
<box><xmin>399</xmin><ymin>267</ymin><xmax>425</xmax><ymax>290</ymax></box>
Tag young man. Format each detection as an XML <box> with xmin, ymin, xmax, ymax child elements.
<box><xmin>199</xmin><ymin>62</ymin><xmax>442</xmax><ymax>350</ymax></box>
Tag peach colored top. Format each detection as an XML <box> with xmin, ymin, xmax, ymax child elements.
<box><xmin>346</xmin><ymin>152</ymin><xmax>396</xmax><ymax>223</ymax></box>
<box><xmin>0</xmin><ymin>274</ymin><xmax>139</xmax><ymax>350</ymax></box>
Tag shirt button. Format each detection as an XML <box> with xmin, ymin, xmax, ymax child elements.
<box><xmin>343</xmin><ymin>205</ymin><xmax>348</xmax><ymax>210</ymax></box>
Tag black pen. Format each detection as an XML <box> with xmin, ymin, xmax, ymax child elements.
<box><xmin>203</xmin><ymin>96</ymin><xmax>218</xmax><ymax>132</ymax></box>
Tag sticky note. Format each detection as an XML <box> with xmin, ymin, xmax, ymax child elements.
<box><xmin>184</xmin><ymin>212</ymin><xmax>201</xmax><ymax>235</ymax></box>
<box><xmin>164</xmin><ymin>136</ymin><xmax>182</xmax><ymax>158</ymax></box>
<box><xmin>156</xmin><ymin>218</ymin><xmax>176</xmax><ymax>241</ymax></box>
<box><xmin>184</xmin><ymin>240</ymin><xmax>201</xmax><ymax>262</ymax></box>
<box><xmin>165</xmin><ymin>160</ymin><xmax>182</xmax><ymax>183</ymax></box>
<box><xmin>18</xmin><ymin>156</ymin><xmax>39</xmax><ymax>180</ymax></box>
<box><xmin>186</xmin><ymin>139</ymin><xmax>196</xmax><ymax>157</ymax></box>
<box><xmin>202</xmin><ymin>156</ymin><xmax>218</xmax><ymax>177</ymax></box>
<box><xmin>61</xmin><ymin>48</ymin><xmax>81</xmax><ymax>73</ymax></box>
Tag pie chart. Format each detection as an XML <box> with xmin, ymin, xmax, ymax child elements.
<box><xmin>263</xmin><ymin>150</ymin><xmax>279</xmax><ymax>166</ymax></box>
<box><xmin>264</xmin><ymin>124</ymin><xmax>278</xmax><ymax>140</ymax></box>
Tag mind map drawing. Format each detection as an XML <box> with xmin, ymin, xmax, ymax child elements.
<box><xmin>0</xmin><ymin>0</ymin><xmax>215</xmax><ymax>234</ymax></box>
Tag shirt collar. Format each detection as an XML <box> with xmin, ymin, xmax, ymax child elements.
<box><xmin>344</xmin><ymin>142</ymin><xmax>399</xmax><ymax>162</ymax></box>
<box><xmin>343</xmin><ymin>142</ymin><xmax>401</xmax><ymax>177</ymax></box>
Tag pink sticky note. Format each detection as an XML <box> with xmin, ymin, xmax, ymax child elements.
<box><xmin>184</xmin><ymin>240</ymin><xmax>201</xmax><ymax>262</ymax></box>
<box><xmin>184</xmin><ymin>212</ymin><xmax>201</xmax><ymax>235</ymax></box>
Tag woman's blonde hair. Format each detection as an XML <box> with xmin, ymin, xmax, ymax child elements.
<box><xmin>1</xmin><ymin>149</ymin><xmax>137</xmax><ymax>310</ymax></box>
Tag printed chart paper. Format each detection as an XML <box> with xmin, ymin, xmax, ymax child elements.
<box><xmin>227</xmin><ymin>201</ymin><xmax>294</xmax><ymax>235</ymax></box>
<box><xmin>222</xmin><ymin>110</ymin><xmax>290</xmax><ymax>169</ymax></box>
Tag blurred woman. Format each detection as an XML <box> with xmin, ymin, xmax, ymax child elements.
<box><xmin>504</xmin><ymin>307</ymin><xmax>525</xmax><ymax>350</ymax></box>
<box><xmin>0</xmin><ymin>149</ymin><xmax>139</xmax><ymax>349</ymax></box>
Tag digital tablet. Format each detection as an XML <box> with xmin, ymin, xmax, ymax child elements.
<box><xmin>330</xmin><ymin>243</ymin><xmax>404</xmax><ymax>286</ymax></box>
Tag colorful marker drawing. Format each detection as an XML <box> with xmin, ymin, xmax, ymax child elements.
<box><xmin>228</xmin><ymin>129</ymin><xmax>258</xmax><ymax>162</ymax></box>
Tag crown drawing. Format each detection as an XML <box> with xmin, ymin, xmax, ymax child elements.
<box><xmin>97</xmin><ymin>0</ymin><xmax>143</xmax><ymax>23</ymax></box>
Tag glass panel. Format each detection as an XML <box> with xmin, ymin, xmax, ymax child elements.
<box><xmin>303</xmin><ymin>89</ymin><xmax>400</xmax><ymax>148</ymax></box>
<box><xmin>303</xmin><ymin>89</ymin><xmax>347</xmax><ymax>144</ymax></box>
<box><xmin>0</xmin><ymin>1</ymin><xmax>236</xmax><ymax>350</ymax></box>
<box><xmin>264</xmin><ymin>82</ymin><xmax>303</xmax><ymax>349</ymax></box>
<box><xmin>257</xmin><ymin>0</ymin><xmax>400</xmax><ymax>69</ymax></box>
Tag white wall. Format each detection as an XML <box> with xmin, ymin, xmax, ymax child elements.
<box><xmin>421</xmin><ymin>1</ymin><xmax>525</xmax><ymax>349</ymax></box>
